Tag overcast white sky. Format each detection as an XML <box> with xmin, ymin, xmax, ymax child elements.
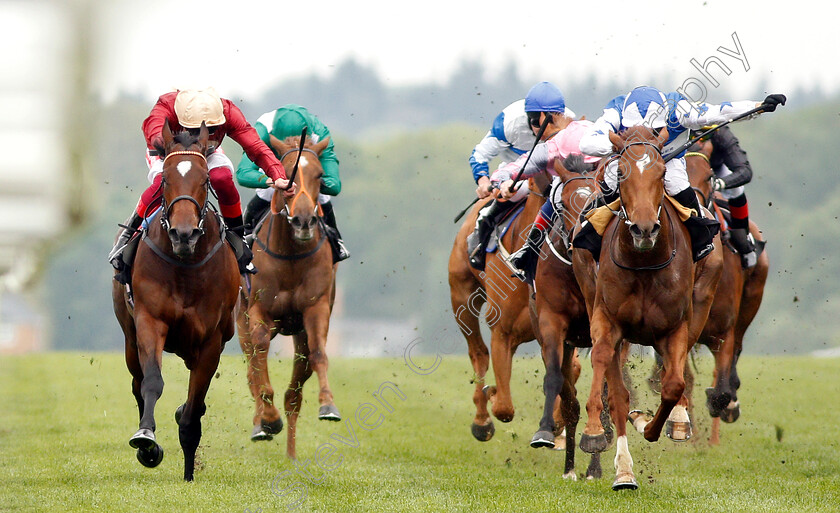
<box><xmin>84</xmin><ymin>0</ymin><xmax>836</xmax><ymax>104</ymax></box>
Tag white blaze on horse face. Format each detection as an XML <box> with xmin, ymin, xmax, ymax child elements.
<box><xmin>177</xmin><ymin>161</ymin><xmax>192</xmax><ymax>177</ymax></box>
<box><xmin>299</xmin><ymin>156</ymin><xmax>309</xmax><ymax>168</ymax></box>
<box><xmin>636</xmin><ymin>154</ymin><xmax>651</xmax><ymax>175</ymax></box>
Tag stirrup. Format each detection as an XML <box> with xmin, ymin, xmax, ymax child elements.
<box><xmin>694</xmin><ymin>243</ymin><xmax>715</xmax><ymax>262</ymax></box>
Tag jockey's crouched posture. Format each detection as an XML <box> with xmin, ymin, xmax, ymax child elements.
<box><xmin>108</xmin><ymin>88</ymin><xmax>294</xmax><ymax>282</ymax></box>
<box><xmin>574</xmin><ymin>86</ymin><xmax>785</xmax><ymax>262</ymax></box>
<box><xmin>236</xmin><ymin>104</ymin><xmax>349</xmax><ymax>263</ymax></box>
<box><xmin>467</xmin><ymin>81</ymin><xmax>577</xmax><ymax>271</ymax></box>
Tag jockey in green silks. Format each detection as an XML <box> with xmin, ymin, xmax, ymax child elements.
<box><xmin>236</xmin><ymin>104</ymin><xmax>349</xmax><ymax>262</ymax></box>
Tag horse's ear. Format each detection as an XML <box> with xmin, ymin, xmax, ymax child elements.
<box><xmin>161</xmin><ymin>119</ymin><xmax>174</xmax><ymax>152</ymax></box>
<box><xmin>656</xmin><ymin>127</ymin><xmax>669</xmax><ymax>148</ymax></box>
<box><xmin>269</xmin><ymin>134</ymin><xmax>290</xmax><ymax>154</ymax></box>
<box><xmin>197</xmin><ymin>121</ymin><xmax>210</xmax><ymax>148</ymax></box>
<box><xmin>313</xmin><ymin>136</ymin><xmax>330</xmax><ymax>155</ymax></box>
<box><xmin>553</xmin><ymin>157</ymin><xmax>574</xmax><ymax>182</ymax></box>
<box><xmin>608</xmin><ymin>130</ymin><xmax>624</xmax><ymax>153</ymax></box>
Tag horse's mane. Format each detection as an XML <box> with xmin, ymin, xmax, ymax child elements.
<box><xmin>153</xmin><ymin>130</ymin><xmax>203</xmax><ymax>156</ymax></box>
<box><xmin>621</xmin><ymin>125</ymin><xmax>660</xmax><ymax>141</ymax></box>
<box><xmin>563</xmin><ymin>154</ymin><xmax>596</xmax><ymax>174</ymax></box>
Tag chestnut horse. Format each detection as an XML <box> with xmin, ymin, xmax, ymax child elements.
<box><xmin>448</xmin><ymin>181</ymin><xmax>546</xmax><ymax>441</ymax></box>
<box><xmin>572</xmin><ymin>126</ymin><xmax>722</xmax><ymax>490</ymax></box>
<box><xmin>530</xmin><ymin>154</ymin><xmax>613</xmax><ymax>480</ymax></box>
<box><xmin>112</xmin><ymin>123</ymin><xmax>240</xmax><ymax>481</ymax></box>
<box><xmin>237</xmin><ymin>134</ymin><xmax>338</xmax><ymax>459</ymax></box>
<box><xmin>684</xmin><ymin>145</ymin><xmax>769</xmax><ymax>444</ymax></box>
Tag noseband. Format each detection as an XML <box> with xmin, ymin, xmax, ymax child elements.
<box><xmin>160</xmin><ymin>150</ymin><xmax>210</xmax><ymax>234</ymax></box>
<box><xmin>610</xmin><ymin>140</ymin><xmax>677</xmax><ymax>270</ymax></box>
<box><xmin>272</xmin><ymin>148</ymin><xmax>321</xmax><ymax>221</ymax></box>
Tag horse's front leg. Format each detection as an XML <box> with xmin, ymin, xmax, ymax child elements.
<box><xmin>604</xmin><ymin>343</ymin><xmax>636</xmax><ymax>490</ymax></box>
<box><xmin>581</xmin><ymin>307</ymin><xmax>621</xmax><ymax>454</ymax></box>
<box><xmin>644</xmin><ymin>323</ymin><xmax>690</xmax><ymax>442</ymax></box>
<box><xmin>302</xmin><ymin>300</ymin><xmax>340</xmax><ymax>421</ymax></box>
<box><xmin>531</xmin><ymin>312</ymin><xmax>568</xmax><ymax>449</ymax></box>
<box><xmin>243</xmin><ymin>302</ymin><xmax>283</xmax><ymax>441</ymax></box>
<box><xmin>178</xmin><ymin>335</ymin><xmax>223</xmax><ymax>481</ymax></box>
<box><xmin>128</xmin><ymin>313</ymin><xmax>167</xmax><ymax>469</ymax></box>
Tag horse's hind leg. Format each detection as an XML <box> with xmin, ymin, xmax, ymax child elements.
<box><xmin>303</xmin><ymin>301</ymin><xmax>340</xmax><ymax>421</ymax></box>
<box><xmin>450</xmin><ymin>276</ymin><xmax>493</xmax><ymax>441</ymax></box>
<box><xmin>240</xmin><ymin>307</ymin><xmax>282</xmax><ymax>441</ymax></box>
<box><xmin>285</xmin><ymin>333</ymin><xmax>313</xmax><ymax>460</ymax></box>
<box><xmin>178</xmin><ymin>339</ymin><xmax>222</xmax><ymax>481</ymax></box>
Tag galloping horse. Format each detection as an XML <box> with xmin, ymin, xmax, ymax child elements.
<box><xmin>530</xmin><ymin>155</ymin><xmax>611</xmax><ymax>479</ymax></box>
<box><xmin>237</xmin><ymin>134</ymin><xmax>338</xmax><ymax>459</ymax></box>
<box><xmin>112</xmin><ymin>122</ymin><xmax>240</xmax><ymax>481</ymax></box>
<box><xmin>684</xmin><ymin>145</ymin><xmax>769</xmax><ymax>444</ymax></box>
<box><xmin>572</xmin><ymin>126</ymin><xmax>722</xmax><ymax>490</ymax></box>
<box><xmin>448</xmin><ymin>180</ymin><xmax>546</xmax><ymax>440</ymax></box>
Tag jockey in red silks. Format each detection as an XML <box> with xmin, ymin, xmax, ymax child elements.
<box><xmin>108</xmin><ymin>88</ymin><xmax>295</xmax><ymax>277</ymax></box>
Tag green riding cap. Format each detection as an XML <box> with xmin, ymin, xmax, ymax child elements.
<box><xmin>236</xmin><ymin>104</ymin><xmax>341</xmax><ymax>196</ymax></box>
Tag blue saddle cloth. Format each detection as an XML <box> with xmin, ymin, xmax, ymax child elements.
<box><xmin>486</xmin><ymin>205</ymin><xmax>525</xmax><ymax>253</ymax></box>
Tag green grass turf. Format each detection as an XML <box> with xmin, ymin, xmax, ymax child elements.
<box><xmin>1</xmin><ymin>351</ymin><xmax>838</xmax><ymax>512</ymax></box>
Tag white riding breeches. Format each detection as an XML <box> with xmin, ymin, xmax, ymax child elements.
<box><xmin>603</xmin><ymin>156</ymin><xmax>691</xmax><ymax>196</ymax></box>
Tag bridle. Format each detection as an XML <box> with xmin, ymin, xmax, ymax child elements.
<box><xmin>609</xmin><ymin>140</ymin><xmax>678</xmax><ymax>271</ymax></box>
<box><xmin>159</xmin><ymin>150</ymin><xmax>211</xmax><ymax>235</ymax></box>
<box><xmin>271</xmin><ymin>147</ymin><xmax>321</xmax><ymax>221</ymax></box>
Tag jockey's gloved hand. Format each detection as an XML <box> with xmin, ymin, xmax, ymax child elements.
<box><xmin>761</xmin><ymin>94</ymin><xmax>786</xmax><ymax>112</ymax></box>
<box><xmin>712</xmin><ymin>178</ymin><xmax>726</xmax><ymax>191</ymax></box>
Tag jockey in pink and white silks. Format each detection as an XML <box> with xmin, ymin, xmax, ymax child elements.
<box><xmin>573</xmin><ymin>86</ymin><xmax>785</xmax><ymax>262</ymax></box>
<box><xmin>489</xmin><ymin>120</ymin><xmax>600</xmax><ymax>283</ymax></box>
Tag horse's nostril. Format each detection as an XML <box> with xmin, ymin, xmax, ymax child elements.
<box><xmin>308</xmin><ymin>217</ymin><xmax>318</xmax><ymax>228</ymax></box>
<box><xmin>651</xmin><ymin>223</ymin><xmax>661</xmax><ymax>237</ymax></box>
<box><xmin>629</xmin><ymin>224</ymin><xmax>643</xmax><ymax>238</ymax></box>
<box><xmin>291</xmin><ymin>217</ymin><xmax>302</xmax><ymax>228</ymax></box>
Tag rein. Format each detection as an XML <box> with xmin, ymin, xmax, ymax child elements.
<box><xmin>256</xmin><ymin>145</ymin><xmax>326</xmax><ymax>260</ymax></box>
<box><xmin>609</xmin><ymin>139</ymin><xmax>678</xmax><ymax>271</ymax></box>
<box><xmin>145</xmin><ymin>149</ymin><xmax>227</xmax><ymax>268</ymax></box>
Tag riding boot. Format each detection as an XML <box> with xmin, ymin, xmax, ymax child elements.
<box><xmin>508</xmin><ymin>226</ymin><xmax>546</xmax><ymax>285</ymax></box>
<box><xmin>321</xmin><ymin>201</ymin><xmax>350</xmax><ymax>262</ymax></box>
<box><xmin>728</xmin><ymin>227</ymin><xmax>757</xmax><ymax>268</ymax></box>
<box><xmin>109</xmin><ymin>211</ymin><xmax>143</xmax><ymax>272</ymax></box>
<box><xmin>672</xmin><ymin>187</ymin><xmax>720</xmax><ymax>262</ymax></box>
<box><xmin>467</xmin><ymin>200</ymin><xmax>515</xmax><ymax>271</ymax></box>
<box><xmin>243</xmin><ymin>195</ymin><xmax>271</xmax><ymax>236</ymax></box>
<box><xmin>224</xmin><ymin>215</ymin><xmax>256</xmax><ymax>274</ymax></box>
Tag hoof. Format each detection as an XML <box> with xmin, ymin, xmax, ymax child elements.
<box><xmin>251</xmin><ymin>417</ymin><xmax>285</xmax><ymax>441</ymax></box>
<box><xmin>175</xmin><ymin>404</ymin><xmax>185</xmax><ymax>424</ymax></box>
<box><xmin>471</xmin><ymin>421</ymin><xmax>495</xmax><ymax>441</ymax></box>
<box><xmin>579</xmin><ymin>433</ymin><xmax>608</xmax><ymax>454</ymax></box>
<box><xmin>721</xmin><ymin>402</ymin><xmax>740</xmax><ymax>423</ymax></box>
<box><xmin>628</xmin><ymin>410</ymin><xmax>650</xmax><ymax>434</ymax></box>
<box><xmin>666</xmin><ymin>420</ymin><xmax>692</xmax><ymax>442</ymax></box>
<box><xmin>318</xmin><ymin>405</ymin><xmax>341</xmax><ymax>421</ymax></box>
<box><xmin>129</xmin><ymin>428</ymin><xmax>156</xmax><ymax>451</ymax></box>
<box><xmin>705</xmin><ymin>388</ymin><xmax>730</xmax><ymax>418</ymax></box>
<box><xmin>612</xmin><ymin>472</ymin><xmax>639</xmax><ymax>491</ymax></box>
<box><xmin>530</xmin><ymin>430</ymin><xmax>556</xmax><ymax>449</ymax></box>
<box><xmin>136</xmin><ymin>443</ymin><xmax>164</xmax><ymax>468</ymax></box>
<box><xmin>562</xmin><ymin>470</ymin><xmax>578</xmax><ymax>481</ymax></box>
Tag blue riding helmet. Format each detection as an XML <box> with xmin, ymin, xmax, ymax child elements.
<box><xmin>524</xmin><ymin>82</ymin><xmax>566</xmax><ymax>113</ymax></box>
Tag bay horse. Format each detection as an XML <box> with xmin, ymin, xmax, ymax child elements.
<box><xmin>529</xmin><ymin>154</ymin><xmax>614</xmax><ymax>480</ymax></box>
<box><xmin>448</xmin><ymin>179</ymin><xmax>546</xmax><ymax>441</ymax></box>
<box><xmin>571</xmin><ymin>126</ymin><xmax>722</xmax><ymax>490</ymax></box>
<box><xmin>236</xmin><ymin>134</ymin><xmax>337</xmax><ymax>459</ymax></box>
<box><xmin>684</xmin><ymin>144</ymin><xmax>769</xmax><ymax>444</ymax></box>
<box><xmin>112</xmin><ymin>122</ymin><xmax>240</xmax><ymax>481</ymax></box>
